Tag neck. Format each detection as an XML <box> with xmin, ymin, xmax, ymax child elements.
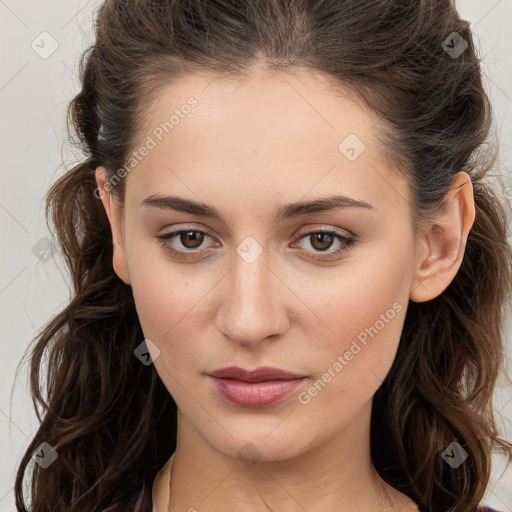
<box><xmin>153</xmin><ymin>400</ymin><xmax>417</xmax><ymax>512</ymax></box>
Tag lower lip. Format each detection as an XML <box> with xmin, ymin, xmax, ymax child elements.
<box><xmin>209</xmin><ymin>376</ymin><xmax>307</xmax><ymax>408</ymax></box>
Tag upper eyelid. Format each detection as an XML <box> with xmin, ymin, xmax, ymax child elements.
<box><xmin>158</xmin><ymin>224</ymin><xmax>352</xmax><ymax>236</ymax></box>
<box><xmin>295</xmin><ymin>225</ymin><xmax>354</xmax><ymax>239</ymax></box>
<box><xmin>158</xmin><ymin>226</ymin><xmax>216</xmax><ymax>241</ymax></box>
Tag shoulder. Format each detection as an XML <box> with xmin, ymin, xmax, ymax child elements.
<box><xmin>478</xmin><ymin>507</ymin><xmax>502</xmax><ymax>512</ymax></box>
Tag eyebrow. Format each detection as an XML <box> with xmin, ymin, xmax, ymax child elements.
<box><xmin>140</xmin><ymin>193</ymin><xmax>375</xmax><ymax>221</ymax></box>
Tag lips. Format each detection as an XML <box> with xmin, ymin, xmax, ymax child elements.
<box><xmin>207</xmin><ymin>366</ymin><xmax>307</xmax><ymax>408</ymax></box>
<box><xmin>208</xmin><ymin>366</ymin><xmax>305</xmax><ymax>382</ymax></box>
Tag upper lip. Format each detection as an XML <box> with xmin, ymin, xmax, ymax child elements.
<box><xmin>208</xmin><ymin>366</ymin><xmax>306</xmax><ymax>383</ymax></box>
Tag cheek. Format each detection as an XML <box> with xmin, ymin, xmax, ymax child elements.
<box><xmin>130</xmin><ymin>271</ymin><xmax>208</xmax><ymax>357</ymax></box>
<box><xmin>127</xmin><ymin>231</ymin><xmax>203</xmax><ymax>334</ymax></box>
<box><xmin>129</xmin><ymin>270</ymin><xmax>208</xmax><ymax>403</ymax></box>
<box><xmin>323</xmin><ymin>270</ymin><xmax>407</xmax><ymax>360</ymax></box>
<box><xmin>293</xmin><ymin>292</ymin><xmax>407</xmax><ymax>436</ymax></box>
<box><xmin>293</xmin><ymin>245</ymin><xmax>411</xmax><ymax>395</ymax></box>
<box><xmin>127</xmin><ymin>243</ymin><xmax>219</xmax><ymax>382</ymax></box>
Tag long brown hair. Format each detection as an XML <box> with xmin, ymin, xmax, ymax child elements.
<box><xmin>14</xmin><ymin>1</ymin><xmax>512</xmax><ymax>511</ymax></box>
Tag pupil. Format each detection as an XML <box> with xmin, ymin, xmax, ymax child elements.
<box><xmin>312</xmin><ymin>233</ymin><xmax>333</xmax><ymax>251</ymax></box>
<box><xmin>182</xmin><ymin>231</ymin><xmax>203</xmax><ymax>249</ymax></box>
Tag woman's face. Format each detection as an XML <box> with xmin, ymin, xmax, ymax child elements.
<box><xmin>100</xmin><ymin>67</ymin><xmax>424</xmax><ymax>462</ymax></box>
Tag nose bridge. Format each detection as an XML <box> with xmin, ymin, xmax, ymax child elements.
<box><xmin>216</xmin><ymin>246</ymin><xmax>288</xmax><ymax>346</ymax></box>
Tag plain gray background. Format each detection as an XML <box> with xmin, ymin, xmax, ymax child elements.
<box><xmin>1</xmin><ymin>1</ymin><xmax>511</xmax><ymax>510</ymax></box>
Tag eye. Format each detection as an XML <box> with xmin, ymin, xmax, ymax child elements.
<box><xmin>156</xmin><ymin>226</ymin><xmax>357</xmax><ymax>262</ymax></box>
<box><xmin>156</xmin><ymin>228</ymin><xmax>217</xmax><ymax>260</ymax></box>
<box><xmin>291</xmin><ymin>228</ymin><xmax>356</xmax><ymax>261</ymax></box>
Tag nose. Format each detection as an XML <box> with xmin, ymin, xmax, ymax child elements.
<box><xmin>215</xmin><ymin>250</ymin><xmax>290</xmax><ymax>348</ymax></box>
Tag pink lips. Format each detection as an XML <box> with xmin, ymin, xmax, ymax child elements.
<box><xmin>207</xmin><ymin>366</ymin><xmax>307</xmax><ymax>408</ymax></box>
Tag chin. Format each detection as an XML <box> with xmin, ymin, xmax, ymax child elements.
<box><xmin>195</xmin><ymin>417</ymin><xmax>320</xmax><ymax>464</ymax></box>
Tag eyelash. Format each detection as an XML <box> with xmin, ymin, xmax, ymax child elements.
<box><xmin>156</xmin><ymin>227</ymin><xmax>357</xmax><ymax>262</ymax></box>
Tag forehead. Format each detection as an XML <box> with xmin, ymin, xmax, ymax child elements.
<box><xmin>139</xmin><ymin>66</ymin><xmax>380</xmax><ymax>148</ymax></box>
<box><xmin>126</xmin><ymin>66</ymin><xmax>410</xmax><ymax>223</ymax></box>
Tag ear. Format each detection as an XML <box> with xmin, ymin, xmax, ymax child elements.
<box><xmin>95</xmin><ymin>166</ymin><xmax>131</xmax><ymax>285</ymax></box>
<box><xmin>409</xmin><ymin>171</ymin><xmax>475</xmax><ymax>303</ymax></box>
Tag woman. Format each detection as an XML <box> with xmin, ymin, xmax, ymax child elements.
<box><xmin>14</xmin><ymin>1</ymin><xmax>511</xmax><ymax>511</ymax></box>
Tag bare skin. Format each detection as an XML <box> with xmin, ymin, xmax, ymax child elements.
<box><xmin>96</xmin><ymin>64</ymin><xmax>475</xmax><ymax>511</ymax></box>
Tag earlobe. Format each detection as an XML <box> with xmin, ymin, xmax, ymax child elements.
<box><xmin>95</xmin><ymin>167</ymin><xmax>131</xmax><ymax>286</ymax></box>
<box><xmin>409</xmin><ymin>171</ymin><xmax>475</xmax><ymax>303</ymax></box>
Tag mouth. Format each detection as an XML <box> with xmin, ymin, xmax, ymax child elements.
<box><xmin>207</xmin><ymin>366</ymin><xmax>308</xmax><ymax>408</ymax></box>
